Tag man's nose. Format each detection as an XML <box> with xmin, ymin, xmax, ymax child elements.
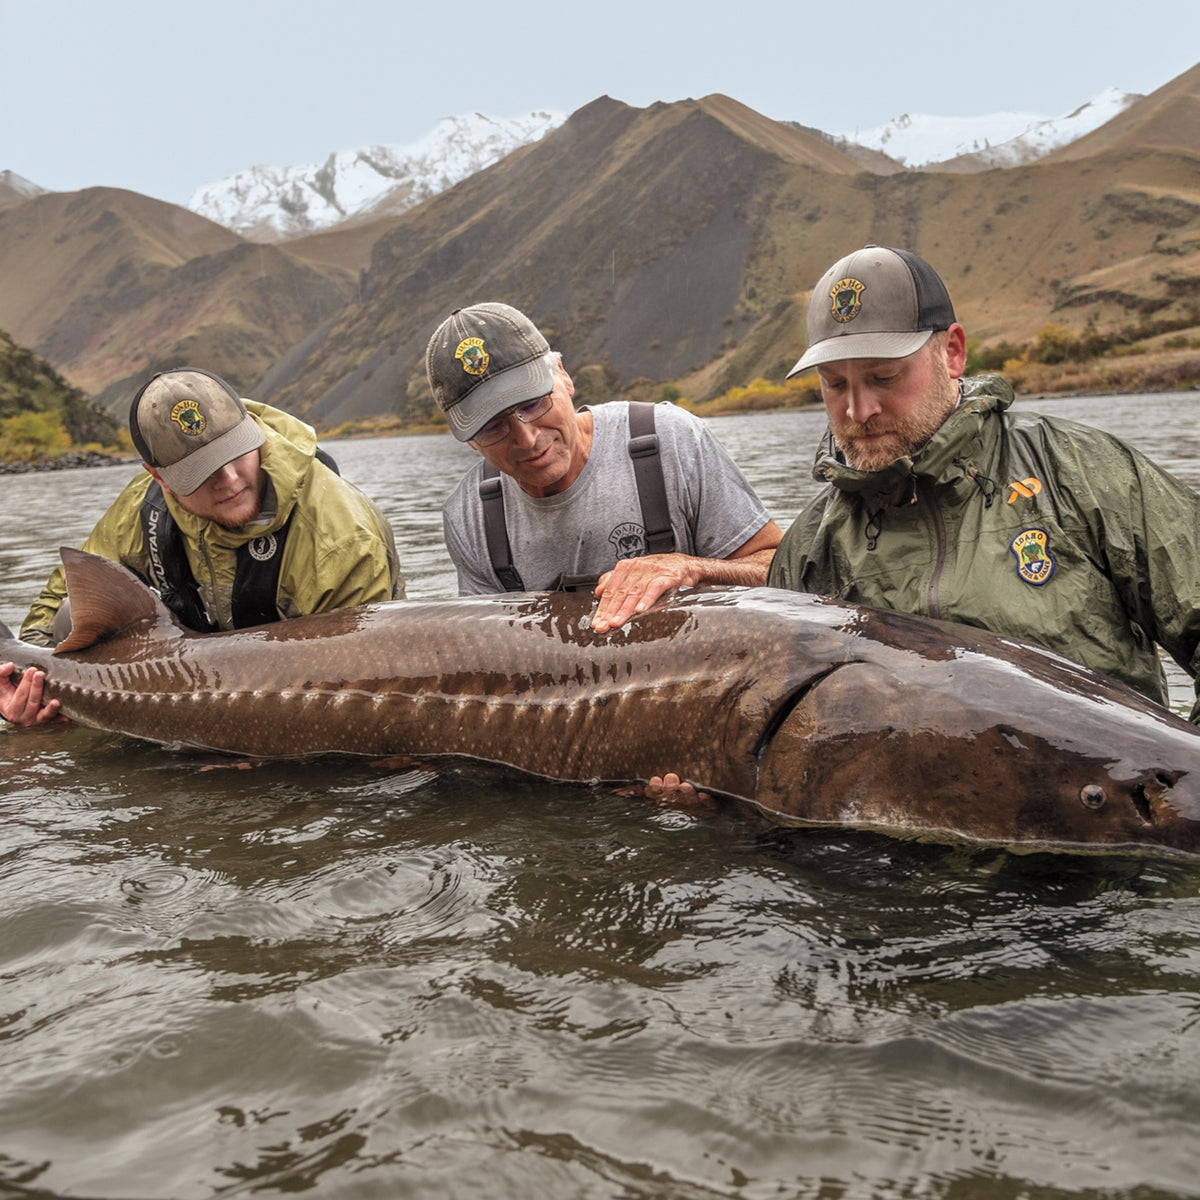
<box><xmin>508</xmin><ymin>414</ymin><xmax>540</xmax><ymax>447</ymax></box>
<box><xmin>208</xmin><ymin>461</ymin><xmax>239</xmax><ymax>487</ymax></box>
<box><xmin>844</xmin><ymin>383</ymin><xmax>883</xmax><ymax>425</ymax></box>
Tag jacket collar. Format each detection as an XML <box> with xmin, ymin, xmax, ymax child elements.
<box><xmin>811</xmin><ymin>374</ymin><xmax>1015</xmax><ymax>507</ymax></box>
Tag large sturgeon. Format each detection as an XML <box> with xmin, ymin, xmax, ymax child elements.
<box><xmin>5</xmin><ymin>548</ymin><xmax>1200</xmax><ymax>858</ymax></box>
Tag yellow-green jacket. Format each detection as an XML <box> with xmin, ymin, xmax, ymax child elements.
<box><xmin>22</xmin><ymin>401</ymin><xmax>402</xmax><ymax>645</ymax></box>
<box><xmin>768</xmin><ymin>376</ymin><xmax>1200</xmax><ymax>718</ymax></box>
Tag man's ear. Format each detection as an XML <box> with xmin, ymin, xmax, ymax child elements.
<box><xmin>944</xmin><ymin>324</ymin><xmax>968</xmax><ymax>379</ymax></box>
<box><xmin>143</xmin><ymin>463</ymin><xmax>172</xmax><ymax>494</ymax></box>
<box><xmin>554</xmin><ymin>357</ymin><xmax>575</xmax><ymax>400</ymax></box>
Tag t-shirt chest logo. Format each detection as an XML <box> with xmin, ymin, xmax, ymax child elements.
<box><xmin>609</xmin><ymin>523</ymin><xmax>645</xmax><ymax>559</ymax></box>
<box><xmin>1010</xmin><ymin>528</ymin><xmax>1056</xmax><ymax>586</ymax></box>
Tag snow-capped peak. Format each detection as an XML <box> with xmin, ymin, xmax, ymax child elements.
<box><xmin>187</xmin><ymin>110</ymin><xmax>565</xmax><ymax>241</ymax></box>
<box><xmin>0</xmin><ymin>169</ymin><xmax>46</xmax><ymax>201</ymax></box>
<box><xmin>835</xmin><ymin>86</ymin><xmax>1136</xmax><ymax>168</ymax></box>
<box><xmin>183</xmin><ymin>88</ymin><xmax>1137</xmax><ymax>241</ymax></box>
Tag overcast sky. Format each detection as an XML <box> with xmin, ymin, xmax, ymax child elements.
<box><xmin>4</xmin><ymin>0</ymin><xmax>1198</xmax><ymax>206</ymax></box>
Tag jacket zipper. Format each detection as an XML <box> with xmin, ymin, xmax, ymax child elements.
<box><xmin>926</xmin><ymin>483</ymin><xmax>947</xmax><ymax>620</ymax></box>
<box><xmin>198</xmin><ymin>528</ymin><xmax>221</xmax><ymax>628</ymax></box>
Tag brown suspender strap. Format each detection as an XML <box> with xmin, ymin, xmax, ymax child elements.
<box><xmin>478</xmin><ymin>465</ymin><xmax>525</xmax><ymax>591</ymax></box>
<box><xmin>626</xmin><ymin>401</ymin><xmax>675</xmax><ymax>555</ymax></box>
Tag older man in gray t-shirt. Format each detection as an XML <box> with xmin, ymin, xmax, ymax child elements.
<box><xmin>426</xmin><ymin>302</ymin><xmax>782</xmax><ymax>633</ymax></box>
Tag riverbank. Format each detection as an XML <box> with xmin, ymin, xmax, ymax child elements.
<box><xmin>2</xmin><ymin>354</ymin><xmax>1197</xmax><ymax>474</ymax></box>
<box><xmin>0</xmin><ymin>450</ymin><xmax>138</xmax><ymax>475</ymax></box>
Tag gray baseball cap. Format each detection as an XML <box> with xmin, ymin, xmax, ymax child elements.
<box><xmin>787</xmin><ymin>246</ymin><xmax>957</xmax><ymax>376</ymax></box>
<box><xmin>425</xmin><ymin>302</ymin><xmax>555</xmax><ymax>441</ymax></box>
<box><xmin>129</xmin><ymin>368</ymin><xmax>265</xmax><ymax>495</ymax></box>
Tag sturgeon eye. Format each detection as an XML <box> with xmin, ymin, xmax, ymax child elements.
<box><xmin>1080</xmin><ymin>785</ymin><xmax>1107</xmax><ymax>810</ymax></box>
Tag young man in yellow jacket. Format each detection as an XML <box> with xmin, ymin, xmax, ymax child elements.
<box><xmin>3</xmin><ymin>367</ymin><xmax>402</xmax><ymax>726</ymax></box>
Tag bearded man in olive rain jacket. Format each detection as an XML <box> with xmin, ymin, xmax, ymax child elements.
<box><xmin>768</xmin><ymin>245</ymin><xmax>1200</xmax><ymax>721</ymax></box>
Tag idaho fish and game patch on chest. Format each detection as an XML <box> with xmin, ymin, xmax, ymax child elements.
<box><xmin>1010</xmin><ymin>528</ymin><xmax>1056</xmax><ymax>586</ymax></box>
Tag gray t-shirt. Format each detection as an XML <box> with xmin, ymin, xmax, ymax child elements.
<box><xmin>442</xmin><ymin>401</ymin><xmax>772</xmax><ymax>593</ymax></box>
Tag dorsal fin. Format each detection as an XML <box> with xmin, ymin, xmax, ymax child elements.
<box><xmin>54</xmin><ymin>548</ymin><xmax>180</xmax><ymax>654</ymax></box>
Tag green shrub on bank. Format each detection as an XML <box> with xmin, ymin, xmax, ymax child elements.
<box><xmin>0</xmin><ymin>328</ymin><xmax>121</xmax><ymax>462</ymax></box>
<box><xmin>0</xmin><ymin>410</ymin><xmax>71</xmax><ymax>461</ymax></box>
<box><xmin>697</xmin><ymin>376</ymin><xmax>821</xmax><ymax>414</ymax></box>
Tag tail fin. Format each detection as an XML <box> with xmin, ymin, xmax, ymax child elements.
<box><xmin>54</xmin><ymin>548</ymin><xmax>180</xmax><ymax>654</ymax></box>
<box><xmin>0</xmin><ymin>618</ymin><xmax>50</xmax><ymax>675</ymax></box>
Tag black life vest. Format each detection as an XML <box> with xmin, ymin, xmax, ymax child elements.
<box><xmin>477</xmin><ymin>401</ymin><xmax>673</xmax><ymax>592</ymax></box>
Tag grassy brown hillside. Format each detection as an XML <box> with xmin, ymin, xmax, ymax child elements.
<box><xmin>285</xmin><ymin>212</ymin><xmax>406</xmax><ymax>274</ymax></box>
<box><xmin>0</xmin><ymin>328</ymin><xmax>121</xmax><ymax>461</ymax></box>
<box><xmin>692</xmin><ymin>144</ymin><xmax>1200</xmax><ymax>396</ymax></box>
<box><xmin>258</xmin><ymin>94</ymin><xmax>880</xmax><ymax>425</ymax></box>
<box><xmin>0</xmin><ymin>187</ymin><xmax>359</xmax><ymax>414</ymax></box>
<box><xmin>0</xmin><ymin>187</ymin><xmax>236</xmax><ymax>338</ymax></box>
<box><xmin>257</xmin><ymin>81</ymin><xmax>1200</xmax><ymax>425</ymax></box>
<box><xmin>2</xmin><ymin>70</ymin><xmax>1198</xmax><ymax>432</ymax></box>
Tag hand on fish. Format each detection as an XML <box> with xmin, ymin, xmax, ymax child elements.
<box><xmin>592</xmin><ymin>555</ymin><xmax>700</xmax><ymax>632</ymax></box>
<box><xmin>0</xmin><ymin>665</ymin><xmax>66</xmax><ymax>728</ymax></box>
<box><xmin>618</xmin><ymin>772</ymin><xmax>717</xmax><ymax>814</ymax></box>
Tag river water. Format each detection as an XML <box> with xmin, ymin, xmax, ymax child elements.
<box><xmin>2</xmin><ymin>393</ymin><xmax>1199</xmax><ymax>1199</ymax></box>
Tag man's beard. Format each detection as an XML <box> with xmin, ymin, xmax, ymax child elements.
<box><xmin>216</xmin><ymin>504</ymin><xmax>261</xmax><ymax>532</ymax></box>
<box><xmin>830</xmin><ymin>357</ymin><xmax>959</xmax><ymax>472</ymax></box>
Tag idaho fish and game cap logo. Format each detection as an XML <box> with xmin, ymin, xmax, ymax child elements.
<box><xmin>171</xmin><ymin>399</ymin><xmax>206</xmax><ymax>436</ymax></box>
<box><xmin>1010</xmin><ymin>528</ymin><xmax>1056</xmax><ymax>586</ymax></box>
<box><xmin>830</xmin><ymin>277</ymin><xmax>865</xmax><ymax>324</ymax></box>
<box><xmin>455</xmin><ymin>337</ymin><xmax>489</xmax><ymax>377</ymax></box>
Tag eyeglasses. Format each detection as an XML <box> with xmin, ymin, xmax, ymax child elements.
<box><xmin>471</xmin><ymin>393</ymin><xmax>554</xmax><ymax>447</ymax></box>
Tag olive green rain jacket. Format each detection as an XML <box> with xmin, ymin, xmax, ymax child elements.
<box><xmin>21</xmin><ymin>401</ymin><xmax>403</xmax><ymax>646</ymax></box>
<box><xmin>767</xmin><ymin>375</ymin><xmax>1200</xmax><ymax>720</ymax></box>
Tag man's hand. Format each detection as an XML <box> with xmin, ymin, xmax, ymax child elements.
<box><xmin>0</xmin><ymin>665</ymin><xmax>65</xmax><ymax>728</ymax></box>
<box><xmin>592</xmin><ymin>554</ymin><xmax>700</xmax><ymax>633</ymax></box>
<box><xmin>616</xmin><ymin>772</ymin><xmax>717</xmax><ymax>814</ymax></box>
<box><xmin>590</xmin><ymin>522</ymin><xmax>783</xmax><ymax>633</ymax></box>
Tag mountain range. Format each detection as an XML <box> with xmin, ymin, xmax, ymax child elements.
<box><xmin>0</xmin><ymin>64</ymin><xmax>1197</xmax><ymax>427</ymax></box>
<box><xmin>187</xmin><ymin>111</ymin><xmax>564</xmax><ymax>241</ymax></box>
<box><xmin>831</xmin><ymin>86</ymin><xmax>1138</xmax><ymax>171</ymax></box>
<box><xmin>184</xmin><ymin>90</ymin><xmax>1138</xmax><ymax>242</ymax></box>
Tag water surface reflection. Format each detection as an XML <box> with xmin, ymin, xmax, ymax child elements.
<box><xmin>2</xmin><ymin>394</ymin><xmax>1200</xmax><ymax>1198</ymax></box>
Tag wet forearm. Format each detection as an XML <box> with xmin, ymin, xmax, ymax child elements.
<box><xmin>691</xmin><ymin>548</ymin><xmax>774</xmax><ymax>588</ymax></box>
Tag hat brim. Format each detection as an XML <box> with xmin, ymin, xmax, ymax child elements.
<box><xmin>786</xmin><ymin>329</ymin><xmax>934</xmax><ymax>378</ymax></box>
<box><xmin>156</xmin><ymin>414</ymin><xmax>266</xmax><ymax>495</ymax></box>
<box><xmin>446</xmin><ymin>357</ymin><xmax>555</xmax><ymax>442</ymax></box>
